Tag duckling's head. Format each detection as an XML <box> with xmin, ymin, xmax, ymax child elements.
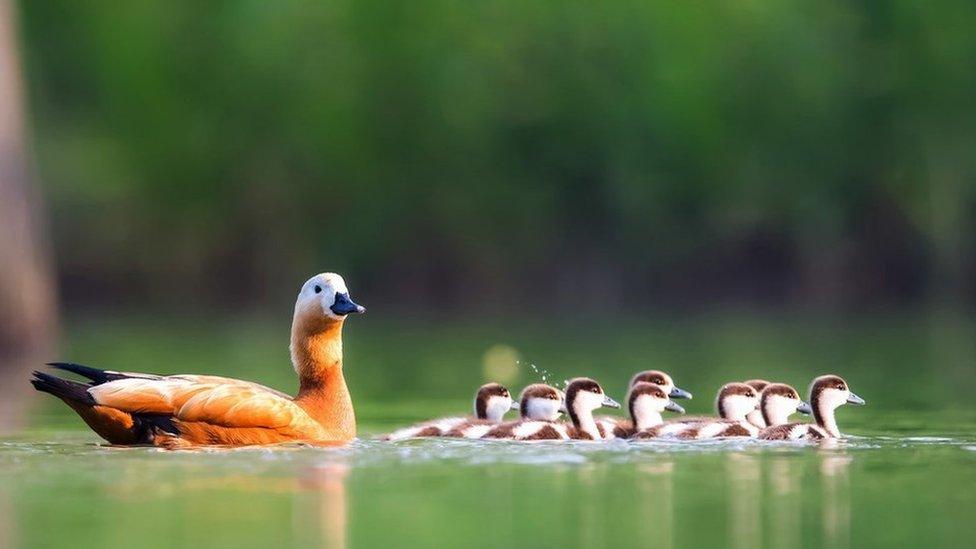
<box><xmin>475</xmin><ymin>383</ymin><xmax>516</xmax><ymax>422</ymax></box>
<box><xmin>715</xmin><ymin>382</ymin><xmax>760</xmax><ymax>421</ymax></box>
<box><xmin>565</xmin><ymin>378</ymin><xmax>620</xmax><ymax>418</ymax></box>
<box><xmin>759</xmin><ymin>383</ymin><xmax>810</xmax><ymax>426</ymax></box>
<box><xmin>744</xmin><ymin>379</ymin><xmax>771</xmax><ymax>392</ymax></box>
<box><xmin>517</xmin><ymin>383</ymin><xmax>564</xmax><ymax>420</ymax></box>
<box><xmin>296</xmin><ymin>273</ymin><xmax>365</xmax><ymax>323</ymax></box>
<box><xmin>809</xmin><ymin>375</ymin><xmax>865</xmax><ymax>415</ymax></box>
<box><xmin>629</xmin><ymin>382</ymin><xmax>685</xmax><ymax>424</ymax></box>
<box><xmin>629</xmin><ymin>370</ymin><xmax>693</xmax><ymax>400</ymax></box>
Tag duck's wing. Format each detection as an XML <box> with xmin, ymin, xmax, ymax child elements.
<box><xmin>88</xmin><ymin>377</ymin><xmax>312</xmax><ymax>430</ymax></box>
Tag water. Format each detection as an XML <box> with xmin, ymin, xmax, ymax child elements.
<box><xmin>2</xmin><ymin>414</ymin><xmax>974</xmax><ymax>549</ymax></box>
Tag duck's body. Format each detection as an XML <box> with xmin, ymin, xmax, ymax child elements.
<box><xmin>655</xmin><ymin>382</ymin><xmax>760</xmax><ymax>440</ymax></box>
<box><xmin>385</xmin><ymin>383</ymin><xmax>515</xmax><ymax>441</ymax></box>
<box><xmin>758</xmin><ymin>375</ymin><xmax>864</xmax><ymax>441</ymax></box>
<box><xmin>595</xmin><ymin>370</ymin><xmax>692</xmax><ymax>438</ymax></box>
<box><xmin>30</xmin><ymin>273</ymin><xmax>365</xmax><ymax>448</ymax></box>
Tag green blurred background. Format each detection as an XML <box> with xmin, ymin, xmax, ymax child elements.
<box><xmin>1</xmin><ymin>0</ymin><xmax>975</xmax><ymax>430</ymax></box>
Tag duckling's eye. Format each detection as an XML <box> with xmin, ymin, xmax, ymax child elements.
<box><xmin>314</xmin><ymin>285</ymin><xmax>322</xmax><ymax>294</ymax></box>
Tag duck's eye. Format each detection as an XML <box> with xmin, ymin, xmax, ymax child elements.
<box><xmin>314</xmin><ymin>285</ymin><xmax>322</xmax><ymax>294</ymax></box>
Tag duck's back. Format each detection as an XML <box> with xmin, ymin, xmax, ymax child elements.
<box><xmin>758</xmin><ymin>422</ymin><xmax>828</xmax><ymax>440</ymax></box>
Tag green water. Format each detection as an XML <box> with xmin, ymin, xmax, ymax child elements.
<box><xmin>2</xmin><ymin>314</ymin><xmax>975</xmax><ymax>547</ymax></box>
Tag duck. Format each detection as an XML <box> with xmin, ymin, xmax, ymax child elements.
<box><xmin>478</xmin><ymin>383</ymin><xmax>566</xmax><ymax>439</ymax></box>
<box><xmin>658</xmin><ymin>382</ymin><xmax>762</xmax><ymax>439</ymax></box>
<box><xmin>755</xmin><ymin>383</ymin><xmax>811</xmax><ymax>432</ymax></box>
<box><xmin>619</xmin><ymin>382</ymin><xmax>686</xmax><ymax>439</ymax></box>
<box><xmin>482</xmin><ymin>378</ymin><xmax>620</xmax><ymax>441</ymax></box>
<box><xmin>30</xmin><ymin>273</ymin><xmax>365</xmax><ymax>448</ymax></box>
<box><xmin>595</xmin><ymin>370</ymin><xmax>692</xmax><ymax>437</ymax></box>
<box><xmin>758</xmin><ymin>375</ymin><xmax>864</xmax><ymax>440</ymax></box>
<box><xmin>384</xmin><ymin>383</ymin><xmax>517</xmax><ymax>441</ymax></box>
<box><xmin>743</xmin><ymin>379</ymin><xmax>771</xmax><ymax>428</ymax></box>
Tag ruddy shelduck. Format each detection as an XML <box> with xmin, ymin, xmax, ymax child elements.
<box><xmin>758</xmin><ymin>375</ymin><xmax>864</xmax><ymax>440</ymax></box>
<box><xmin>31</xmin><ymin>273</ymin><xmax>365</xmax><ymax>448</ymax></box>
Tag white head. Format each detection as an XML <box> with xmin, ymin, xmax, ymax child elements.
<box><xmin>565</xmin><ymin>378</ymin><xmax>620</xmax><ymax>421</ymax></box>
<box><xmin>629</xmin><ymin>382</ymin><xmax>686</xmax><ymax>430</ymax></box>
<box><xmin>295</xmin><ymin>273</ymin><xmax>365</xmax><ymax>322</ymax></box>
<box><xmin>517</xmin><ymin>384</ymin><xmax>564</xmax><ymax>421</ymax></box>
<box><xmin>809</xmin><ymin>375</ymin><xmax>865</xmax><ymax>437</ymax></box>
<box><xmin>759</xmin><ymin>383</ymin><xmax>811</xmax><ymax>427</ymax></box>
<box><xmin>715</xmin><ymin>383</ymin><xmax>760</xmax><ymax>421</ymax></box>
<box><xmin>474</xmin><ymin>383</ymin><xmax>516</xmax><ymax>422</ymax></box>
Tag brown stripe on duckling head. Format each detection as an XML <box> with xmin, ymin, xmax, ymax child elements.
<box><xmin>628</xmin><ymin>382</ymin><xmax>668</xmax><ymax>424</ymax></box>
<box><xmin>744</xmin><ymin>379</ymin><xmax>771</xmax><ymax>392</ymax></box>
<box><xmin>759</xmin><ymin>383</ymin><xmax>801</xmax><ymax>426</ymax></box>
<box><xmin>629</xmin><ymin>370</ymin><xmax>671</xmax><ymax>388</ymax></box>
<box><xmin>475</xmin><ymin>382</ymin><xmax>510</xmax><ymax>419</ymax></box>
<box><xmin>518</xmin><ymin>383</ymin><xmax>561</xmax><ymax>418</ymax></box>
<box><xmin>716</xmin><ymin>382</ymin><xmax>757</xmax><ymax>418</ymax></box>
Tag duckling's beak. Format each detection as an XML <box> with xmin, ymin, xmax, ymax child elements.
<box><xmin>330</xmin><ymin>292</ymin><xmax>366</xmax><ymax>315</ymax></box>
<box><xmin>670</xmin><ymin>387</ymin><xmax>693</xmax><ymax>400</ymax></box>
<box><xmin>510</xmin><ymin>401</ymin><xmax>520</xmax><ymax>411</ymax></box>
<box><xmin>797</xmin><ymin>401</ymin><xmax>813</xmax><ymax>415</ymax></box>
<box><xmin>665</xmin><ymin>401</ymin><xmax>686</xmax><ymax>414</ymax></box>
<box><xmin>846</xmin><ymin>392</ymin><xmax>866</xmax><ymax>405</ymax></box>
<box><xmin>602</xmin><ymin>395</ymin><xmax>621</xmax><ymax>409</ymax></box>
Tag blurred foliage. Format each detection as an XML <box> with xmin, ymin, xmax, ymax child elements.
<box><xmin>17</xmin><ymin>0</ymin><xmax>976</xmax><ymax>311</ymax></box>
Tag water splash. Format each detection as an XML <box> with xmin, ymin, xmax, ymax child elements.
<box><xmin>517</xmin><ymin>360</ymin><xmax>553</xmax><ymax>384</ymax></box>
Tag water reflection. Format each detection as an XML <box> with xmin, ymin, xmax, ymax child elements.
<box><xmin>819</xmin><ymin>452</ymin><xmax>853</xmax><ymax>549</ymax></box>
<box><xmin>726</xmin><ymin>453</ymin><xmax>761</xmax><ymax>549</ymax></box>
<box><xmin>636</xmin><ymin>460</ymin><xmax>675</xmax><ymax>549</ymax></box>
<box><xmin>299</xmin><ymin>463</ymin><xmax>350</xmax><ymax>549</ymax></box>
<box><xmin>766</xmin><ymin>456</ymin><xmax>801</xmax><ymax>549</ymax></box>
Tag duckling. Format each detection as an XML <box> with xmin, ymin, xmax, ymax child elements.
<box><xmin>484</xmin><ymin>378</ymin><xmax>620</xmax><ymax>441</ymax></box>
<box><xmin>618</xmin><ymin>382</ymin><xmax>686</xmax><ymax>439</ymax></box>
<box><xmin>31</xmin><ymin>272</ymin><xmax>365</xmax><ymax>447</ymax></box>
<box><xmin>758</xmin><ymin>375</ymin><xmax>864</xmax><ymax>440</ymax></box>
<box><xmin>479</xmin><ymin>384</ymin><xmax>565</xmax><ymax>439</ymax></box>
<box><xmin>743</xmin><ymin>379</ymin><xmax>771</xmax><ymax>428</ymax></box>
<box><xmin>662</xmin><ymin>382</ymin><xmax>762</xmax><ymax>439</ymax></box>
<box><xmin>383</xmin><ymin>383</ymin><xmax>516</xmax><ymax>441</ymax></box>
<box><xmin>595</xmin><ymin>370</ymin><xmax>692</xmax><ymax>437</ymax></box>
<box><xmin>755</xmin><ymin>383</ymin><xmax>811</xmax><ymax>432</ymax></box>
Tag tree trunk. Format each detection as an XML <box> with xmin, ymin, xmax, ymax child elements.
<box><xmin>0</xmin><ymin>0</ymin><xmax>58</xmax><ymax>434</ymax></box>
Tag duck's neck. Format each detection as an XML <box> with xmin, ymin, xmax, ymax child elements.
<box><xmin>292</xmin><ymin>317</ymin><xmax>356</xmax><ymax>441</ymax></box>
<box><xmin>812</xmin><ymin>398</ymin><xmax>840</xmax><ymax>438</ymax></box>
<box><xmin>568</xmin><ymin>404</ymin><xmax>600</xmax><ymax>439</ymax></box>
<box><xmin>747</xmin><ymin>409</ymin><xmax>767</xmax><ymax>428</ymax></box>
<box><xmin>634</xmin><ymin>411</ymin><xmax>663</xmax><ymax>431</ymax></box>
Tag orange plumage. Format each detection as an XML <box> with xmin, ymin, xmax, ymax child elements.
<box><xmin>31</xmin><ymin>273</ymin><xmax>364</xmax><ymax>448</ymax></box>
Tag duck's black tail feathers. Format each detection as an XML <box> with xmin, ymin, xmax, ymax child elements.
<box><xmin>47</xmin><ymin>362</ymin><xmax>130</xmax><ymax>385</ymax></box>
<box><xmin>30</xmin><ymin>371</ymin><xmax>96</xmax><ymax>405</ymax></box>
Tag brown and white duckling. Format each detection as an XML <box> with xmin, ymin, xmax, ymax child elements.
<box><xmin>483</xmin><ymin>378</ymin><xmax>620</xmax><ymax>441</ymax></box>
<box><xmin>618</xmin><ymin>382</ymin><xmax>686</xmax><ymax>439</ymax></box>
<box><xmin>383</xmin><ymin>382</ymin><xmax>516</xmax><ymax>441</ymax></box>
<box><xmin>465</xmin><ymin>383</ymin><xmax>564</xmax><ymax>439</ymax></box>
<box><xmin>595</xmin><ymin>370</ymin><xmax>693</xmax><ymax>437</ymax></box>
<box><xmin>755</xmin><ymin>383</ymin><xmax>811</xmax><ymax>432</ymax></box>
<box><xmin>660</xmin><ymin>382</ymin><xmax>762</xmax><ymax>439</ymax></box>
<box><xmin>743</xmin><ymin>379</ymin><xmax>771</xmax><ymax>428</ymax></box>
<box><xmin>759</xmin><ymin>375</ymin><xmax>864</xmax><ymax>440</ymax></box>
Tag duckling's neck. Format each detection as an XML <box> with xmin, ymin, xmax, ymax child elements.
<box><xmin>747</xmin><ymin>409</ymin><xmax>767</xmax><ymax>428</ymax></box>
<box><xmin>292</xmin><ymin>317</ymin><xmax>356</xmax><ymax>440</ymax></box>
<box><xmin>630</xmin><ymin>400</ymin><xmax>664</xmax><ymax>431</ymax></box>
<box><xmin>812</xmin><ymin>398</ymin><xmax>840</xmax><ymax>438</ymax></box>
<box><xmin>568</xmin><ymin>404</ymin><xmax>600</xmax><ymax>439</ymax></box>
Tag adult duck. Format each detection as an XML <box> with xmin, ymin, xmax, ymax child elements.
<box><xmin>31</xmin><ymin>273</ymin><xmax>365</xmax><ymax>448</ymax></box>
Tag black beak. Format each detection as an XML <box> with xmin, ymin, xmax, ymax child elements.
<box><xmin>330</xmin><ymin>292</ymin><xmax>366</xmax><ymax>315</ymax></box>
